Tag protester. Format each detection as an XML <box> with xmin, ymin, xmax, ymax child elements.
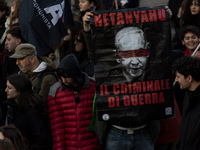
<box><xmin>79</xmin><ymin>0</ymin><xmax>105</xmax><ymax>20</ymax></box>
<box><xmin>102</xmin><ymin>27</ymin><xmax>158</xmax><ymax>150</ymax></box>
<box><xmin>0</xmin><ymin>0</ymin><xmax>22</xmax><ymax>46</ymax></box>
<box><xmin>46</xmin><ymin>21</ymin><xmax>83</xmax><ymax>67</ymax></box>
<box><xmin>79</xmin><ymin>0</ymin><xmax>106</xmax><ymax>62</ymax></box>
<box><xmin>74</xmin><ymin>30</ymin><xmax>94</xmax><ymax>77</ymax></box>
<box><xmin>180</xmin><ymin>0</ymin><xmax>200</xmax><ymax>30</ymax></box>
<box><xmin>59</xmin><ymin>21</ymin><xmax>83</xmax><ymax>60</ymax></box>
<box><xmin>10</xmin><ymin>43</ymin><xmax>57</xmax><ymax>150</ymax></box>
<box><xmin>0</xmin><ymin>124</ymin><xmax>28</xmax><ymax>150</ymax></box>
<box><xmin>4</xmin><ymin>74</ymin><xmax>50</xmax><ymax>149</ymax></box>
<box><xmin>179</xmin><ymin>25</ymin><xmax>200</xmax><ymax>58</ymax></box>
<box><xmin>0</xmin><ymin>138</ymin><xmax>15</xmax><ymax>150</ymax></box>
<box><xmin>48</xmin><ymin>53</ymin><xmax>101</xmax><ymax>150</ymax></box>
<box><xmin>173</xmin><ymin>56</ymin><xmax>200</xmax><ymax>149</ymax></box>
<box><xmin>172</xmin><ymin>0</ymin><xmax>200</xmax><ymax>50</ymax></box>
<box><xmin>172</xmin><ymin>50</ymin><xmax>186</xmax><ymax>115</ymax></box>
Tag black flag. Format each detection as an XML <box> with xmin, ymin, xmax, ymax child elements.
<box><xmin>19</xmin><ymin>0</ymin><xmax>74</xmax><ymax>56</ymax></box>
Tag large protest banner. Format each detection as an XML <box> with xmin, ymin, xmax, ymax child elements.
<box><xmin>90</xmin><ymin>6</ymin><xmax>174</xmax><ymax>127</ymax></box>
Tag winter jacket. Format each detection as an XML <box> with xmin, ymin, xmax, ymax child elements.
<box><xmin>177</xmin><ymin>85</ymin><xmax>200</xmax><ymax>150</ymax></box>
<box><xmin>184</xmin><ymin>47</ymin><xmax>200</xmax><ymax>56</ymax></box>
<box><xmin>21</xmin><ymin>56</ymin><xmax>57</xmax><ymax>124</ymax></box>
<box><xmin>48</xmin><ymin>54</ymin><xmax>101</xmax><ymax>150</ymax></box>
<box><xmin>6</xmin><ymin>99</ymin><xmax>50</xmax><ymax>150</ymax></box>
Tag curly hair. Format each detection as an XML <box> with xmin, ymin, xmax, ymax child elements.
<box><xmin>173</xmin><ymin>56</ymin><xmax>200</xmax><ymax>81</ymax></box>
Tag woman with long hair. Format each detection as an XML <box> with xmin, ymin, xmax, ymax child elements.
<box><xmin>4</xmin><ymin>74</ymin><xmax>50</xmax><ymax>150</ymax></box>
<box><xmin>180</xmin><ymin>0</ymin><xmax>200</xmax><ymax>29</ymax></box>
<box><xmin>74</xmin><ymin>29</ymin><xmax>94</xmax><ymax>77</ymax></box>
<box><xmin>0</xmin><ymin>138</ymin><xmax>15</xmax><ymax>150</ymax></box>
<box><xmin>0</xmin><ymin>0</ymin><xmax>23</xmax><ymax>45</ymax></box>
<box><xmin>0</xmin><ymin>124</ymin><xmax>28</xmax><ymax>150</ymax></box>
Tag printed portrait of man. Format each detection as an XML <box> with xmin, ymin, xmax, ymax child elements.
<box><xmin>115</xmin><ymin>26</ymin><xmax>150</xmax><ymax>82</ymax></box>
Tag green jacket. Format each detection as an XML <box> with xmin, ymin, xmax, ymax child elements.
<box><xmin>21</xmin><ymin>57</ymin><xmax>57</xmax><ymax>124</ymax></box>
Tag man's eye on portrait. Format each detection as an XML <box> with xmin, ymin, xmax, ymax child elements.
<box><xmin>135</xmin><ymin>50</ymin><xmax>143</xmax><ymax>56</ymax></box>
<box><xmin>118</xmin><ymin>49</ymin><xmax>150</xmax><ymax>58</ymax></box>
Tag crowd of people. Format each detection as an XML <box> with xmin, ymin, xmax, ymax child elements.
<box><xmin>0</xmin><ymin>0</ymin><xmax>199</xmax><ymax>150</ymax></box>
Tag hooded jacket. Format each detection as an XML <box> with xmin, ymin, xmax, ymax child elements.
<box><xmin>48</xmin><ymin>54</ymin><xmax>101</xmax><ymax>150</ymax></box>
<box><xmin>21</xmin><ymin>57</ymin><xmax>57</xmax><ymax>120</ymax></box>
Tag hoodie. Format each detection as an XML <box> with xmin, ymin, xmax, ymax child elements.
<box><xmin>57</xmin><ymin>53</ymin><xmax>85</xmax><ymax>91</ymax></box>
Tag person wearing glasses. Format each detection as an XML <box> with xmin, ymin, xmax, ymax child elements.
<box><xmin>74</xmin><ymin>30</ymin><xmax>94</xmax><ymax>78</ymax></box>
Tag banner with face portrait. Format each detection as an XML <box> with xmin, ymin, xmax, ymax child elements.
<box><xmin>90</xmin><ymin>5</ymin><xmax>174</xmax><ymax>127</ymax></box>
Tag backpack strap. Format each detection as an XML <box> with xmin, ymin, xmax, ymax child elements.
<box><xmin>35</xmin><ymin>71</ymin><xmax>58</xmax><ymax>94</ymax></box>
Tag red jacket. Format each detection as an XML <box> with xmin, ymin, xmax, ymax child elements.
<box><xmin>48</xmin><ymin>80</ymin><xmax>101</xmax><ymax>150</ymax></box>
<box><xmin>184</xmin><ymin>46</ymin><xmax>200</xmax><ymax>56</ymax></box>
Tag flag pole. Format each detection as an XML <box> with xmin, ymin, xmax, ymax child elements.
<box><xmin>115</xmin><ymin>0</ymin><xmax>118</xmax><ymax>9</ymax></box>
<box><xmin>191</xmin><ymin>43</ymin><xmax>200</xmax><ymax>57</ymax></box>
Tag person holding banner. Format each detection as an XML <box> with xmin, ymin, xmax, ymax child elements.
<box><xmin>115</xmin><ymin>26</ymin><xmax>150</xmax><ymax>82</ymax></box>
<box><xmin>173</xmin><ymin>56</ymin><xmax>200</xmax><ymax>150</ymax></box>
<box><xmin>79</xmin><ymin>0</ymin><xmax>105</xmax><ymax>22</ymax></box>
<box><xmin>103</xmin><ymin>26</ymin><xmax>158</xmax><ymax>150</ymax></box>
<box><xmin>179</xmin><ymin>25</ymin><xmax>200</xmax><ymax>58</ymax></box>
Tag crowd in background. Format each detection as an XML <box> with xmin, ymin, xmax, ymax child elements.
<box><xmin>0</xmin><ymin>0</ymin><xmax>199</xmax><ymax>150</ymax></box>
